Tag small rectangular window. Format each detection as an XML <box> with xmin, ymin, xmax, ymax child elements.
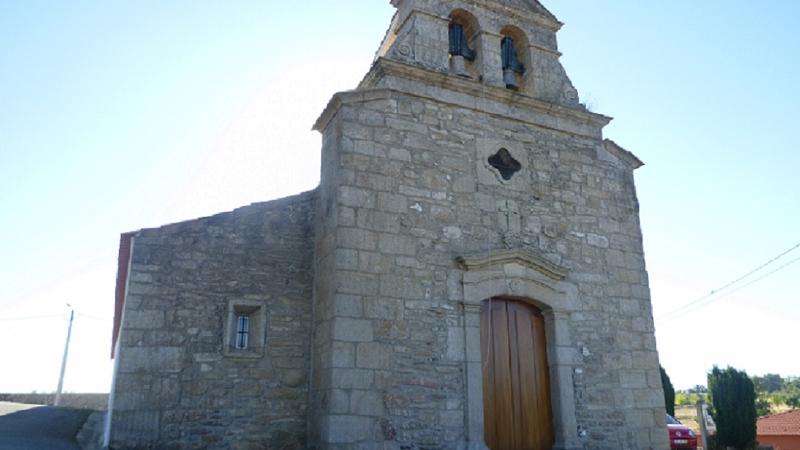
<box><xmin>235</xmin><ymin>315</ymin><xmax>249</xmax><ymax>349</ymax></box>
<box><xmin>224</xmin><ymin>300</ymin><xmax>265</xmax><ymax>359</ymax></box>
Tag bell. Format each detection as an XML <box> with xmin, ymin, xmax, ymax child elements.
<box><xmin>451</xmin><ymin>55</ymin><xmax>469</xmax><ymax>78</ymax></box>
<box><xmin>501</xmin><ymin>36</ymin><xmax>524</xmax><ymax>90</ymax></box>
<box><xmin>503</xmin><ymin>68</ymin><xmax>519</xmax><ymax>90</ymax></box>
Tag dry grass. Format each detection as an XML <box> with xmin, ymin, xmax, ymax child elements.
<box><xmin>675</xmin><ymin>405</ymin><xmax>701</xmax><ymax>432</ymax></box>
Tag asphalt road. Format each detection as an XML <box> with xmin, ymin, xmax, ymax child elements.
<box><xmin>0</xmin><ymin>401</ymin><xmax>91</xmax><ymax>450</ymax></box>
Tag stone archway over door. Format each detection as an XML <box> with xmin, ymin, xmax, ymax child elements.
<box><xmin>481</xmin><ymin>298</ymin><xmax>554</xmax><ymax>450</ymax></box>
<box><xmin>456</xmin><ymin>249</ymin><xmax>582</xmax><ymax>450</ymax></box>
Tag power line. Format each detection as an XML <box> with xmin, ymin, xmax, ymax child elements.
<box><xmin>712</xmin><ymin>255</ymin><xmax>800</xmax><ymax>301</ymax></box>
<box><xmin>0</xmin><ymin>310</ymin><xmax>111</xmax><ymax>323</ymax></box>
<box><xmin>660</xmin><ymin>252</ymin><xmax>800</xmax><ymax>323</ymax></box>
<box><xmin>75</xmin><ymin>312</ymin><xmax>112</xmax><ymax>322</ymax></box>
<box><xmin>0</xmin><ymin>314</ymin><xmax>66</xmax><ymax>322</ymax></box>
<box><xmin>657</xmin><ymin>241</ymin><xmax>800</xmax><ymax>321</ymax></box>
<box><xmin>665</xmin><ymin>255</ymin><xmax>800</xmax><ymax>321</ymax></box>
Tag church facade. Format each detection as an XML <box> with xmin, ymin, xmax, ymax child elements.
<box><xmin>108</xmin><ymin>1</ymin><xmax>670</xmax><ymax>449</ymax></box>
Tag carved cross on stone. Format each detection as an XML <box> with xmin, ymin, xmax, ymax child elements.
<box><xmin>498</xmin><ymin>200</ymin><xmax>522</xmax><ymax>248</ymax></box>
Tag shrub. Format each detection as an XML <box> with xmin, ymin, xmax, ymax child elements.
<box><xmin>661</xmin><ymin>366</ymin><xmax>676</xmax><ymax>416</ymax></box>
<box><xmin>708</xmin><ymin>366</ymin><xmax>757</xmax><ymax>450</ymax></box>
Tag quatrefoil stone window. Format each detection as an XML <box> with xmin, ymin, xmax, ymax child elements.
<box><xmin>488</xmin><ymin>148</ymin><xmax>521</xmax><ymax>180</ymax></box>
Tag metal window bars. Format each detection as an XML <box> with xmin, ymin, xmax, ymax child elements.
<box><xmin>235</xmin><ymin>315</ymin><xmax>249</xmax><ymax>350</ymax></box>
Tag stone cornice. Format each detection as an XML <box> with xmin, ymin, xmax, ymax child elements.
<box><xmin>312</xmin><ymin>87</ymin><xmax>608</xmax><ymax>140</ymax></box>
<box><xmin>528</xmin><ymin>41</ymin><xmax>562</xmax><ymax>57</ymax></box>
<box><xmin>313</xmin><ymin>96</ymin><xmax>339</xmax><ymax>132</ymax></box>
<box><xmin>369</xmin><ymin>58</ymin><xmax>610</xmax><ymax>126</ymax></box>
<box><xmin>455</xmin><ymin>248</ymin><xmax>568</xmax><ymax>281</ymax></box>
<box><xmin>604</xmin><ymin>139</ymin><xmax>644</xmax><ymax>170</ymax></box>
<box><xmin>310</xmin><ymin>58</ymin><xmax>611</xmax><ymax>137</ymax></box>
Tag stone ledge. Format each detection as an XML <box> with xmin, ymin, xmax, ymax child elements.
<box><xmin>455</xmin><ymin>248</ymin><xmax>567</xmax><ymax>280</ymax></box>
<box><xmin>314</xmin><ymin>59</ymin><xmax>611</xmax><ymax>139</ymax></box>
<box><xmin>603</xmin><ymin>138</ymin><xmax>645</xmax><ymax>170</ymax></box>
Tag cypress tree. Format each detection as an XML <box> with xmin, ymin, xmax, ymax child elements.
<box><xmin>661</xmin><ymin>366</ymin><xmax>676</xmax><ymax>416</ymax></box>
<box><xmin>708</xmin><ymin>366</ymin><xmax>757</xmax><ymax>450</ymax></box>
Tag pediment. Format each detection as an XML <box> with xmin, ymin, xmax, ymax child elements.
<box><xmin>455</xmin><ymin>248</ymin><xmax>567</xmax><ymax>281</ymax></box>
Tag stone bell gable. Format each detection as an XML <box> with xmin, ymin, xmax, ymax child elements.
<box><xmin>108</xmin><ymin>1</ymin><xmax>669</xmax><ymax>449</ymax></box>
<box><xmin>374</xmin><ymin>0</ymin><xmax>579</xmax><ymax>106</ymax></box>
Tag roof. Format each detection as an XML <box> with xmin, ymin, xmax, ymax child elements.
<box><xmin>758</xmin><ymin>409</ymin><xmax>800</xmax><ymax>436</ymax></box>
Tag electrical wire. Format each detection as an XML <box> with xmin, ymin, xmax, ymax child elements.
<box><xmin>704</xmin><ymin>241</ymin><xmax>800</xmax><ymax>296</ymax></box>
<box><xmin>660</xmin><ymin>242</ymin><xmax>800</xmax><ymax>319</ymax></box>
<box><xmin>657</xmin><ymin>241</ymin><xmax>800</xmax><ymax>320</ymax></box>
<box><xmin>75</xmin><ymin>312</ymin><xmax>112</xmax><ymax>322</ymax></box>
<box><xmin>0</xmin><ymin>310</ymin><xmax>111</xmax><ymax>322</ymax></box>
<box><xmin>659</xmin><ymin>252</ymin><xmax>800</xmax><ymax>322</ymax></box>
<box><xmin>0</xmin><ymin>314</ymin><xmax>65</xmax><ymax>322</ymax></box>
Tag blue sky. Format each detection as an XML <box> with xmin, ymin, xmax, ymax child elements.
<box><xmin>0</xmin><ymin>1</ymin><xmax>798</xmax><ymax>393</ymax></box>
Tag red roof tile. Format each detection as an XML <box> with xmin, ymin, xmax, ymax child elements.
<box><xmin>758</xmin><ymin>409</ymin><xmax>800</xmax><ymax>436</ymax></box>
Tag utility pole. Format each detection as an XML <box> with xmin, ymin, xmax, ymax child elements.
<box><xmin>54</xmin><ymin>306</ymin><xmax>74</xmax><ymax>407</ymax></box>
<box><xmin>696</xmin><ymin>398</ymin><xmax>709</xmax><ymax>450</ymax></box>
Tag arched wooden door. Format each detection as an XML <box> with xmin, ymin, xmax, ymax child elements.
<box><xmin>480</xmin><ymin>298</ymin><xmax>554</xmax><ymax>450</ymax></box>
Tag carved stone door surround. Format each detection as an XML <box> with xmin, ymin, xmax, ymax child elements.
<box><xmin>455</xmin><ymin>249</ymin><xmax>582</xmax><ymax>450</ymax></box>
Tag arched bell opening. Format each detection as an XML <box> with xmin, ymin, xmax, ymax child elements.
<box><xmin>448</xmin><ymin>9</ymin><xmax>481</xmax><ymax>79</ymax></box>
<box><xmin>499</xmin><ymin>25</ymin><xmax>531</xmax><ymax>93</ymax></box>
<box><xmin>480</xmin><ymin>297</ymin><xmax>555</xmax><ymax>450</ymax></box>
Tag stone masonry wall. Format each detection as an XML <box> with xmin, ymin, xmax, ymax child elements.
<box><xmin>309</xmin><ymin>118</ymin><xmax>343</xmax><ymax>448</ymax></box>
<box><xmin>313</xmin><ymin>85</ymin><xmax>667</xmax><ymax>449</ymax></box>
<box><xmin>112</xmin><ymin>192</ymin><xmax>315</xmax><ymax>450</ymax></box>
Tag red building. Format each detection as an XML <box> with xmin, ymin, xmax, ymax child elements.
<box><xmin>758</xmin><ymin>409</ymin><xmax>800</xmax><ymax>450</ymax></box>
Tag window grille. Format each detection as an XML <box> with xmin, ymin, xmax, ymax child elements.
<box><xmin>235</xmin><ymin>315</ymin><xmax>249</xmax><ymax>350</ymax></box>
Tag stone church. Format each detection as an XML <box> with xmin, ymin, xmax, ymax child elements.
<box><xmin>107</xmin><ymin>1</ymin><xmax>669</xmax><ymax>449</ymax></box>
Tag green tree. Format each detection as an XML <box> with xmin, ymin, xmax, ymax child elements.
<box><xmin>784</xmin><ymin>387</ymin><xmax>800</xmax><ymax>408</ymax></box>
<box><xmin>751</xmin><ymin>374</ymin><xmax>776</xmax><ymax>417</ymax></box>
<box><xmin>755</xmin><ymin>393</ymin><xmax>772</xmax><ymax>417</ymax></box>
<box><xmin>661</xmin><ymin>366</ymin><xmax>676</xmax><ymax>416</ymax></box>
<box><xmin>708</xmin><ymin>366</ymin><xmax>757</xmax><ymax>450</ymax></box>
<box><xmin>752</xmin><ymin>373</ymin><xmax>784</xmax><ymax>393</ymax></box>
<box><xmin>784</xmin><ymin>378</ymin><xmax>800</xmax><ymax>408</ymax></box>
<box><xmin>763</xmin><ymin>374</ymin><xmax>783</xmax><ymax>392</ymax></box>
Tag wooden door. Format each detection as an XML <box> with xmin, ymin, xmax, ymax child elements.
<box><xmin>481</xmin><ymin>299</ymin><xmax>554</xmax><ymax>450</ymax></box>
